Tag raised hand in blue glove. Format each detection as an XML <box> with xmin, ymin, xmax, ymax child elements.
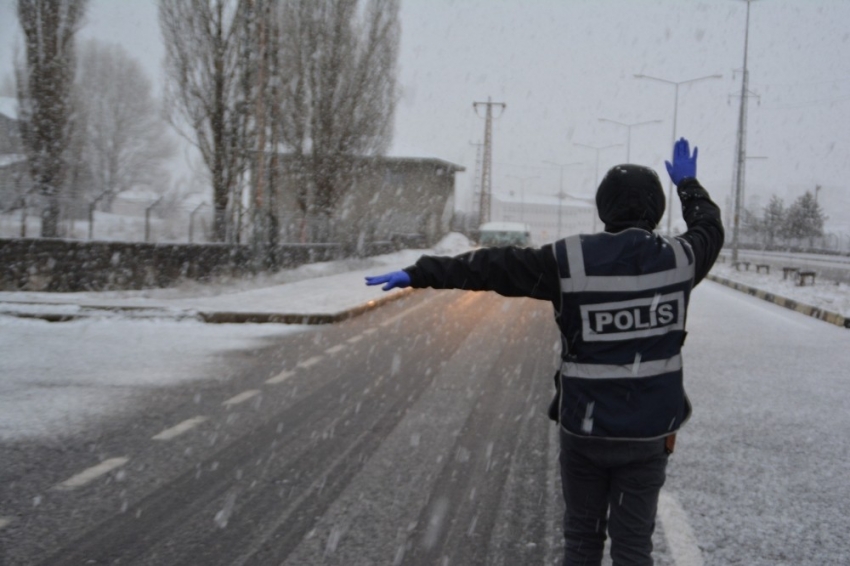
<box><xmin>665</xmin><ymin>137</ymin><xmax>698</xmax><ymax>186</ymax></box>
<box><xmin>365</xmin><ymin>270</ymin><xmax>411</xmax><ymax>291</ymax></box>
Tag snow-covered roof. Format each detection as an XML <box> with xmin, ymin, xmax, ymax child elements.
<box><xmin>479</xmin><ymin>221</ymin><xmax>530</xmax><ymax>232</ymax></box>
<box><xmin>379</xmin><ymin>155</ymin><xmax>465</xmax><ymax>172</ymax></box>
<box><xmin>494</xmin><ymin>192</ymin><xmax>594</xmax><ymax>208</ymax></box>
<box><xmin>273</xmin><ymin>150</ymin><xmax>465</xmax><ymax>173</ymax></box>
<box><xmin>0</xmin><ymin>97</ymin><xmax>18</xmax><ymax>120</ymax></box>
<box><xmin>115</xmin><ymin>188</ymin><xmax>161</xmax><ymax>202</ymax></box>
<box><xmin>180</xmin><ymin>192</ymin><xmax>211</xmax><ymax>209</ymax></box>
<box><xmin>385</xmin><ymin>141</ymin><xmax>466</xmax><ymax>172</ymax></box>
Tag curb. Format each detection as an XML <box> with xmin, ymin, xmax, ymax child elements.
<box><xmin>197</xmin><ymin>287</ymin><xmax>416</xmax><ymax>324</ymax></box>
<box><xmin>0</xmin><ymin>287</ymin><xmax>416</xmax><ymax>325</ymax></box>
<box><xmin>706</xmin><ymin>274</ymin><xmax>849</xmax><ymax>329</ymax></box>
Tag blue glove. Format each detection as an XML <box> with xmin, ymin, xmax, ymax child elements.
<box><xmin>665</xmin><ymin>137</ymin><xmax>698</xmax><ymax>186</ymax></box>
<box><xmin>365</xmin><ymin>270</ymin><xmax>411</xmax><ymax>291</ymax></box>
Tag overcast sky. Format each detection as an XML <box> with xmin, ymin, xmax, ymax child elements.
<box><xmin>1</xmin><ymin>0</ymin><xmax>849</xmax><ymax>231</ymax></box>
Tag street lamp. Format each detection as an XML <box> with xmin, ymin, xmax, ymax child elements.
<box><xmin>88</xmin><ymin>191</ymin><xmax>110</xmax><ymax>240</ymax></box>
<box><xmin>634</xmin><ymin>72</ymin><xmax>723</xmax><ymax>234</ymax></box>
<box><xmin>145</xmin><ymin>196</ymin><xmax>164</xmax><ymax>243</ymax></box>
<box><xmin>573</xmin><ymin>143</ymin><xmax>623</xmax><ymax>232</ymax></box>
<box><xmin>597</xmin><ymin>118</ymin><xmax>663</xmax><ymax>163</ymax></box>
<box><xmin>506</xmin><ymin>174</ymin><xmax>539</xmax><ymax>224</ymax></box>
<box><xmin>542</xmin><ymin>160</ymin><xmax>585</xmax><ymax>239</ymax></box>
<box><xmin>189</xmin><ymin>202</ymin><xmax>209</xmax><ymax>243</ymax></box>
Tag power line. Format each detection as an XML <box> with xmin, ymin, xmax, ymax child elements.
<box><xmin>760</xmin><ymin>94</ymin><xmax>850</xmax><ymax>110</ymax></box>
<box><xmin>758</xmin><ymin>76</ymin><xmax>850</xmax><ymax>88</ymax></box>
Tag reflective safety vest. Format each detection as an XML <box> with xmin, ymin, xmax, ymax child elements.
<box><xmin>553</xmin><ymin>228</ymin><xmax>696</xmax><ymax>440</ymax></box>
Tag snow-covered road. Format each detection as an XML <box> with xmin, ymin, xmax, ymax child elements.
<box><xmin>1</xmin><ymin>241</ymin><xmax>849</xmax><ymax>564</ymax></box>
<box><xmin>668</xmin><ymin>281</ymin><xmax>850</xmax><ymax>565</ymax></box>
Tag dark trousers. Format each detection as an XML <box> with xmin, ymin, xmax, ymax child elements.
<box><xmin>559</xmin><ymin>431</ymin><xmax>669</xmax><ymax>566</ymax></box>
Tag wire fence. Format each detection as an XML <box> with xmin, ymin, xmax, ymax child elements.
<box><xmin>0</xmin><ymin>196</ymin><xmax>354</xmax><ymax>246</ymax></box>
<box><xmin>0</xmin><ymin>196</ymin><xmax>217</xmax><ymax>243</ymax></box>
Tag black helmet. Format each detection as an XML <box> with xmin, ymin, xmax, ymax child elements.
<box><xmin>595</xmin><ymin>164</ymin><xmax>666</xmax><ymax>232</ymax></box>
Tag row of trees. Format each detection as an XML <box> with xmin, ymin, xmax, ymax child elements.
<box><xmin>12</xmin><ymin>0</ymin><xmax>400</xmax><ymax>243</ymax></box>
<box><xmin>14</xmin><ymin>0</ymin><xmax>90</xmax><ymax>237</ymax></box>
<box><xmin>742</xmin><ymin>189</ymin><xmax>827</xmax><ymax>248</ymax></box>
<box><xmin>13</xmin><ymin>0</ymin><xmax>176</xmax><ymax>237</ymax></box>
<box><xmin>159</xmin><ymin>0</ymin><xmax>400</xmax><ymax>244</ymax></box>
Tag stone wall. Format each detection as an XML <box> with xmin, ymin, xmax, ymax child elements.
<box><xmin>0</xmin><ymin>238</ymin><xmax>343</xmax><ymax>292</ymax></box>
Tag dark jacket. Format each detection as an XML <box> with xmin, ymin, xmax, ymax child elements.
<box><xmin>405</xmin><ymin>179</ymin><xmax>722</xmax><ymax>302</ymax></box>
<box><xmin>404</xmin><ymin>179</ymin><xmax>724</xmax><ymax>436</ymax></box>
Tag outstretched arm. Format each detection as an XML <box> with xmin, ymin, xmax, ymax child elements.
<box><xmin>364</xmin><ymin>271</ymin><xmax>411</xmax><ymax>291</ymax></box>
<box><xmin>366</xmin><ymin>244</ymin><xmax>561</xmax><ymax>302</ymax></box>
<box><xmin>665</xmin><ymin>137</ymin><xmax>725</xmax><ymax>285</ymax></box>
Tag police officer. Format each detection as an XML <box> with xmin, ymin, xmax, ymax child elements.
<box><xmin>366</xmin><ymin>138</ymin><xmax>723</xmax><ymax>566</ymax></box>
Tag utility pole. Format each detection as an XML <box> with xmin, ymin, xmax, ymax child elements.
<box><xmin>473</xmin><ymin>97</ymin><xmax>506</xmax><ymax>226</ymax></box>
<box><xmin>731</xmin><ymin>0</ymin><xmax>759</xmax><ymax>263</ymax></box>
<box><xmin>469</xmin><ymin>141</ymin><xmax>484</xmax><ymax>218</ymax></box>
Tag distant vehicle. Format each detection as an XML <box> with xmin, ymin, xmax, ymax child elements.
<box><xmin>478</xmin><ymin>221</ymin><xmax>531</xmax><ymax>247</ymax></box>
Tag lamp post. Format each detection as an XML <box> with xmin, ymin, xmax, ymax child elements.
<box><xmin>634</xmin><ymin>72</ymin><xmax>723</xmax><ymax>234</ymax></box>
<box><xmin>728</xmin><ymin>0</ymin><xmax>762</xmax><ymax>261</ymax></box>
<box><xmin>573</xmin><ymin>143</ymin><xmax>622</xmax><ymax>232</ymax></box>
<box><xmin>506</xmin><ymin>175</ymin><xmax>539</xmax><ymax>224</ymax></box>
<box><xmin>189</xmin><ymin>202</ymin><xmax>209</xmax><ymax>243</ymax></box>
<box><xmin>145</xmin><ymin>197</ymin><xmax>164</xmax><ymax>243</ymax></box>
<box><xmin>597</xmin><ymin>118</ymin><xmax>663</xmax><ymax>163</ymax></box>
<box><xmin>88</xmin><ymin>191</ymin><xmax>110</xmax><ymax>240</ymax></box>
<box><xmin>542</xmin><ymin>160</ymin><xmax>585</xmax><ymax>239</ymax></box>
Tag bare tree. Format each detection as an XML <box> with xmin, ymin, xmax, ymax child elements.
<box><xmin>73</xmin><ymin>39</ymin><xmax>175</xmax><ymax>210</ymax></box>
<box><xmin>159</xmin><ymin>0</ymin><xmax>398</xmax><ymax>246</ymax></box>
<box><xmin>277</xmin><ymin>0</ymin><xmax>400</xmax><ymax>239</ymax></box>
<box><xmin>15</xmin><ymin>0</ymin><xmax>89</xmax><ymax>237</ymax></box>
<box><xmin>159</xmin><ymin>0</ymin><xmax>252</xmax><ymax>242</ymax></box>
<box><xmin>239</xmin><ymin>0</ymin><xmax>284</xmax><ymax>255</ymax></box>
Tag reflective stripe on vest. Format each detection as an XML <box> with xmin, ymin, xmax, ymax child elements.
<box><xmin>561</xmin><ymin>353</ymin><xmax>682</xmax><ymax>380</ymax></box>
<box><xmin>560</xmin><ymin>234</ymin><xmax>693</xmax><ymax>293</ymax></box>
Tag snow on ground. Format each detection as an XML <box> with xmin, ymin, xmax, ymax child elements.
<box><xmin>709</xmin><ymin>261</ymin><xmax>850</xmax><ymax>317</ymax></box>
<box><xmin>0</xmin><ymin>233</ymin><xmax>475</xmax><ymax>442</ymax></box>
<box><xmin>3</xmin><ymin>232</ymin><xmax>844</xmax><ymax>442</ymax></box>
<box><xmin>0</xmin><ymin>317</ymin><xmax>304</xmax><ymax>441</ymax></box>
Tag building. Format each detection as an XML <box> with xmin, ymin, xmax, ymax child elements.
<box><xmin>273</xmin><ymin>154</ymin><xmax>465</xmax><ymax>250</ymax></box>
<box><xmin>491</xmin><ymin>192</ymin><xmax>596</xmax><ymax>245</ymax></box>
